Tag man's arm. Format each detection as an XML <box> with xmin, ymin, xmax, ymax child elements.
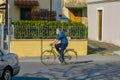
<box><xmin>53</xmin><ymin>39</ymin><xmax>59</xmax><ymax>44</ymax></box>
<box><xmin>51</xmin><ymin>33</ymin><xmax>62</xmax><ymax>45</ymax></box>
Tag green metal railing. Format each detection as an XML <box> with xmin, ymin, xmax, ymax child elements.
<box><xmin>13</xmin><ymin>25</ymin><xmax>87</xmax><ymax>39</ymax></box>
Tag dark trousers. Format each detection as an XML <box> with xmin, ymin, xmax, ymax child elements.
<box><xmin>55</xmin><ymin>43</ymin><xmax>68</xmax><ymax>62</ymax></box>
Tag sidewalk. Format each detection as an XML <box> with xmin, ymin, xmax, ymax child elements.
<box><xmin>88</xmin><ymin>40</ymin><xmax>120</xmax><ymax>55</ymax></box>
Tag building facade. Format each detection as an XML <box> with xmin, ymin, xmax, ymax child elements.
<box><xmin>63</xmin><ymin>0</ymin><xmax>88</xmax><ymax>25</ymax></box>
<box><xmin>8</xmin><ymin>0</ymin><xmax>63</xmax><ymax>21</ymax></box>
<box><xmin>9</xmin><ymin>0</ymin><xmax>51</xmax><ymax>21</ymax></box>
<box><xmin>0</xmin><ymin>0</ymin><xmax>88</xmax><ymax>26</ymax></box>
<box><xmin>9</xmin><ymin>0</ymin><xmax>88</xmax><ymax>25</ymax></box>
<box><xmin>88</xmin><ymin>0</ymin><xmax>120</xmax><ymax>46</ymax></box>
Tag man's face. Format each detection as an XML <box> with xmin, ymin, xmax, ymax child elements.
<box><xmin>56</xmin><ymin>29</ymin><xmax>60</xmax><ymax>35</ymax></box>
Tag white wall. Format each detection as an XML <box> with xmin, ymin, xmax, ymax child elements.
<box><xmin>88</xmin><ymin>0</ymin><xmax>105</xmax><ymax>3</ymax></box>
<box><xmin>88</xmin><ymin>0</ymin><xmax>120</xmax><ymax>3</ymax></box>
<box><xmin>88</xmin><ymin>1</ymin><xmax>120</xmax><ymax>46</ymax></box>
<box><xmin>62</xmin><ymin>0</ymin><xmax>69</xmax><ymax>19</ymax></box>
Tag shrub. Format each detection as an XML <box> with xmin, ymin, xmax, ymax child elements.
<box><xmin>13</xmin><ymin>21</ymin><xmax>87</xmax><ymax>39</ymax></box>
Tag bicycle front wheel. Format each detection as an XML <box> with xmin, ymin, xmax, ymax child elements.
<box><xmin>41</xmin><ymin>50</ymin><xmax>56</xmax><ymax>65</ymax></box>
<box><xmin>64</xmin><ymin>49</ymin><xmax>77</xmax><ymax>64</ymax></box>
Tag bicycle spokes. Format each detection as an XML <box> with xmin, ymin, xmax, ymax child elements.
<box><xmin>64</xmin><ymin>56</ymin><xmax>71</xmax><ymax>60</ymax></box>
<box><xmin>64</xmin><ymin>49</ymin><xmax>77</xmax><ymax>64</ymax></box>
<box><xmin>41</xmin><ymin>50</ymin><xmax>56</xmax><ymax>65</ymax></box>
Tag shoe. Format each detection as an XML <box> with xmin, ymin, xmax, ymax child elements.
<box><xmin>59</xmin><ymin>57</ymin><xmax>63</xmax><ymax>64</ymax></box>
<box><xmin>58</xmin><ymin>60</ymin><xmax>61</xmax><ymax>64</ymax></box>
<box><xmin>61</xmin><ymin>61</ymin><xmax>67</xmax><ymax>65</ymax></box>
<box><xmin>58</xmin><ymin>57</ymin><xmax>62</xmax><ymax>64</ymax></box>
<box><xmin>59</xmin><ymin>57</ymin><xmax>67</xmax><ymax>64</ymax></box>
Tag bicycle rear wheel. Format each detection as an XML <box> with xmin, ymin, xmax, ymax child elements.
<box><xmin>41</xmin><ymin>50</ymin><xmax>56</xmax><ymax>65</ymax></box>
<box><xmin>64</xmin><ymin>49</ymin><xmax>77</xmax><ymax>64</ymax></box>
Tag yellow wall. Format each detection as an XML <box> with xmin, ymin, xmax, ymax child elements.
<box><xmin>0</xmin><ymin>12</ymin><xmax>3</xmax><ymax>23</ymax></box>
<box><xmin>10</xmin><ymin>39</ymin><xmax>88</xmax><ymax>57</ymax></box>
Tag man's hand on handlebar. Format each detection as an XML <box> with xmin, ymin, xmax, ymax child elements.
<box><xmin>50</xmin><ymin>43</ymin><xmax>54</xmax><ymax>46</ymax></box>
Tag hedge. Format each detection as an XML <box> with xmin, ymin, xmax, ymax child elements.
<box><xmin>13</xmin><ymin>21</ymin><xmax>88</xmax><ymax>39</ymax></box>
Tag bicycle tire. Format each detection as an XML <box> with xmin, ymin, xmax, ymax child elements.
<box><xmin>41</xmin><ymin>50</ymin><xmax>56</xmax><ymax>65</ymax></box>
<box><xmin>64</xmin><ymin>49</ymin><xmax>77</xmax><ymax>64</ymax></box>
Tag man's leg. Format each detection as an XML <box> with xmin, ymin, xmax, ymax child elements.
<box><xmin>55</xmin><ymin>43</ymin><xmax>61</xmax><ymax>53</ymax></box>
<box><xmin>59</xmin><ymin>44</ymin><xmax>68</xmax><ymax>64</ymax></box>
<box><xmin>55</xmin><ymin>43</ymin><xmax>63</xmax><ymax>63</ymax></box>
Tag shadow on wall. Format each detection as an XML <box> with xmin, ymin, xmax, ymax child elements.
<box><xmin>13</xmin><ymin>61</ymin><xmax>120</xmax><ymax>80</ymax></box>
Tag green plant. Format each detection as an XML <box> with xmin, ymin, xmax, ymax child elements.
<box><xmin>13</xmin><ymin>21</ymin><xmax>87</xmax><ymax>39</ymax></box>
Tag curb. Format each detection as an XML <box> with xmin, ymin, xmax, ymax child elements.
<box><xmin>19</xmin><ymin>55</ymin><xmax>120</xmax><ymax>62</ymax></box>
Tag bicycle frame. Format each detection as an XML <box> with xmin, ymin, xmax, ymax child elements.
<box><xmin>49</xmin><ymin>46</ymin><xmax>60</xmax><ymax>58</ymax></box>
<box><xmin>41</xmin><ymin>45</ymin><xmax>77</xmax><ymax>65</ymax></box>
<box><xmin>49</xmin><ymin>46</ymin><xmax>73</xmax><ymax>59</ymax></box>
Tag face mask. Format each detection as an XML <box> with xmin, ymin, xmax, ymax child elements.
<box><xmin>56</xmin><ymin>32</ymin><xmax>59</xmax><ymax>35</ymax></box>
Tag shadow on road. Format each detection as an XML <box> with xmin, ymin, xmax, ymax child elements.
<box><xmin>88</xmin><ymin>40</ymin><xmax>120</xmax><ymax>55</ymax></box>
<box><xmin>13</xmin><ymin>61</ymin><xmax>120</xmax><ymax>80</ymax></box>
<box><xmin>13</xmin><ymin>76</ymin><xmax>49</xmax><ymax>80</ymax></box>
<box><xmin>75</xmin><ymin>60</ymin><xmax>93</xmax><ymax>64</ymax></box>
<box><xmin>88</xmin><ymin>46</ymin><xmax>106</xmax><ymax>54</ymax></box>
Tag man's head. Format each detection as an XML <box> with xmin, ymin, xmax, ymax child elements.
<box><xmin>56</xmin><ymin>28</ymin><xmax>62</xmax><ymax>35</ymax></box>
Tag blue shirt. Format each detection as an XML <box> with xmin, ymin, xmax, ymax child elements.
<box><xmin>56</xmin><ymin>32</ymin><xmax>68</xmax><ymax>44</ymax></box>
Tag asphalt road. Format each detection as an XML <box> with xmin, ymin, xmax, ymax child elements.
<box><xmin>13</xmin><ymin>56</ymin><xmax>120</xmax><ymax>80</ymax></box>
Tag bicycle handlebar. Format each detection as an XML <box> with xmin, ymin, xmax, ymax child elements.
<box><xmin>49</xmin><ymin>43</ymin><xmax>55</xmax><ymax>48</ymax></box>
<box><xmin>50</xmin><ymin>43</ymin><xmax>53</xmax><ymax>46</ymax></box>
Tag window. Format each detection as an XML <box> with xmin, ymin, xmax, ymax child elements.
<box><xmin>20</xmin><ymin>8</ymin><xmax>32</xmax><ymax>20</ymax></box>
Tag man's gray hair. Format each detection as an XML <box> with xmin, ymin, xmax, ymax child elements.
<box><xmin>56</xmin><ymin>28</ymin><xmax>62</xmax><ymax>32</ymax></box>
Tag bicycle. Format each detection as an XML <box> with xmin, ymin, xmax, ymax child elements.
<box><xmin>41</xmin><ymin>44</ymin><xmax>77</xmax><ymax>65</ymax></box>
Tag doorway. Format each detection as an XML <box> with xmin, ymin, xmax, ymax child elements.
<box><xmin>98</xmin><ymin>10</ymin><xmax>103</xmax><ymax>41</ymax></box>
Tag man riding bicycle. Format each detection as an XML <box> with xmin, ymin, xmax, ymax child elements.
<box><xmin>51</xmin><ymin>28</ymin><xmax>68</xmax><ymax>64</ymax></box>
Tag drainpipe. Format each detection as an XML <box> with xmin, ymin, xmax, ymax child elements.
<box><xmin>50</xmin><ymin>0</ymin><xmax>52</xmax><ymax>21</ymax></box>
<box><xmin>50</xmin><ymin>0</ymin><xmax>52</xmax><ymax>11</ymax></box>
